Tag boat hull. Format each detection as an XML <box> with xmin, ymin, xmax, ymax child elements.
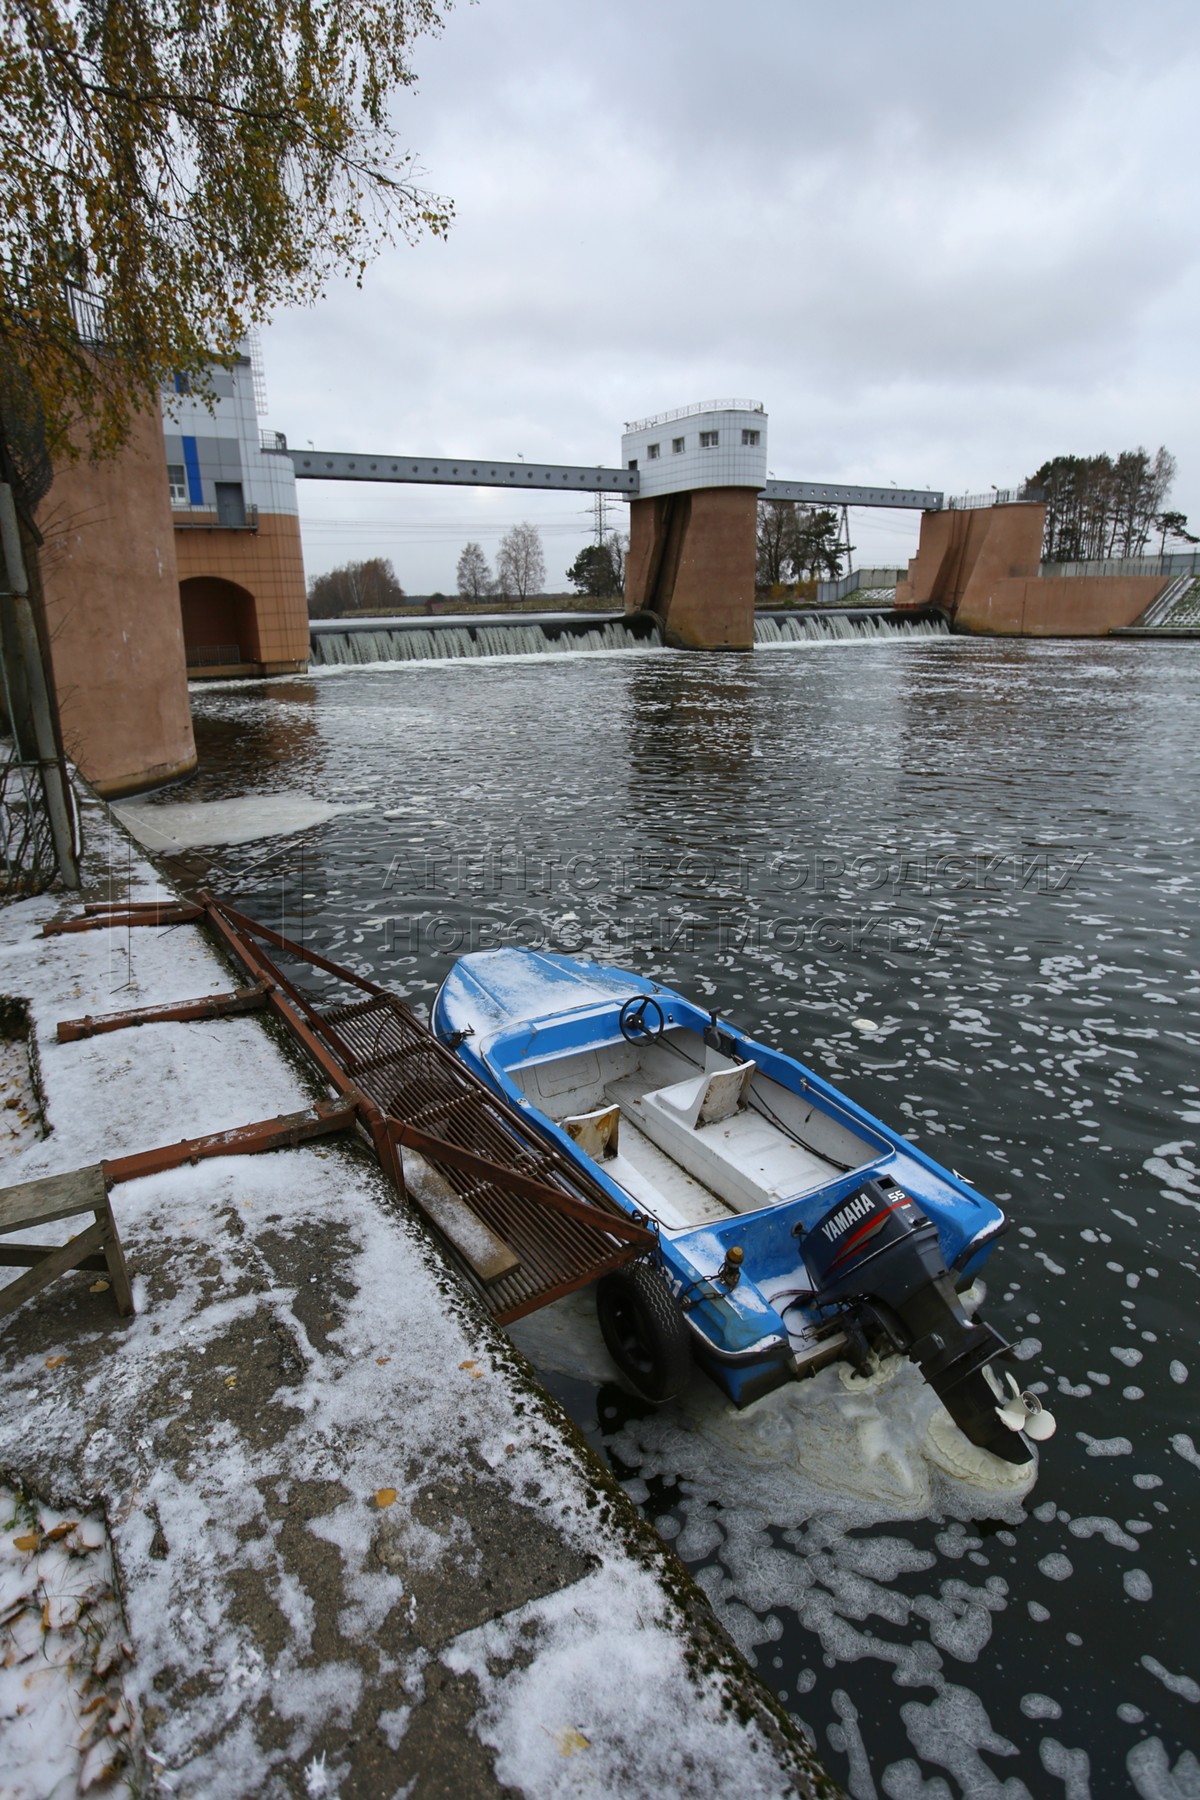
<box><xmin>434</xmin><ymin>948</ymin><xmax>1046</xmax><ymax>1460</ymax></box>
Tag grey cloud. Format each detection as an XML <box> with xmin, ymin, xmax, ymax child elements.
<box><xmin>265</xmin><ymin>0</ymin><xmax>1200</xmax><ymax>588</ymax></box>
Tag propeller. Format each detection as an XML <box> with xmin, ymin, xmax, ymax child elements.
<box><xmin>984</xmin><ymin>1366</ymin><xmax>1057</xmax><ymax>1442</ymax></box>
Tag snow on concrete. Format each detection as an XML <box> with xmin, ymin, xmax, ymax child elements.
<box><xmin>0</xmin><ymin>798</ymin><xmax>821</xmax><ymax>1797</ymax></box>
<box><xmin>1</xmin><ymin>1486</ymin><xmax>134</xmax><ymax>1799</ymax></box>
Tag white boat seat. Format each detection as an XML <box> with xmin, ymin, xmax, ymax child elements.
<box><xmin>562</xmin><ymin>1103</ymin><xmax>620</xmax><ymax>1162</ymax></box>
<box><xmin>655</xmin><ymin>1061</ymin><xmax>756</xmax><ymax>1129</ymax></box>
<box><xmin>624</xmin><ymin>1069</ymin><xmax>837</xmax><ymax>1215</ymax></box>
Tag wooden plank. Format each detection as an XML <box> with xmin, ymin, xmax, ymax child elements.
<box><xmin>399</xmin><ymin>1148</ymin><xmax>521</xmax><ymax>1285</ymax></box>
<box><xmin>101</xmin><ymin>1196</ymin><xmax>134</xmax><ymax>1316</ymax></box>
<box><xmin>0</xmin><ymin>1165</ymin><xmax>107</xmax><ymax>1234</ymax></box>
<box><xmin>0</xmin><ymin>1246</ymin><xmax>107</xmax><ymax>1271</ymax></box>
<box><xmin>56</xmin><ymin>984</ymin><xmax>268</xmax><ymax>1042</ymax></box>
<box><xmin>0</xmin><ymin>1218</ymin><xmax>108</xmax><ymax>1320</ymax></box>
<box><xmin>391</xmin><ymin>1124</ymin><xmax>657</xmax><ymax>1246</ymax></box>
<box><xmin>41</xmin><ymin>904</ymin><xmax>203</xmax><ymax>936</ymax></box>
<box><xmin>102</xmin><ymin>1102</ymin><xmax>355</xmax><ymax>1185</ymax></box>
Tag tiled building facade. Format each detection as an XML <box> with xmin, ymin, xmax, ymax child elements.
<box><xmin>162</xmin><ymin>350</ymin><xmax>309</xmax><ymax>676</ymax></box>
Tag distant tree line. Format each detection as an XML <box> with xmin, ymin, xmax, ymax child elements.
<box><xmin>1031</xmin><ymin>447</ymin><xmax>1195</xmax><ymax>562</ymax></box>
<box><xmin>308</xmin><ymin>557</ymin><xmax>405</xmax><ymax>617</ymax></box>
<box><xmin>756</xmin><ymin>502</ymin><xmax>850</xmax><ymax>588</ymax></box>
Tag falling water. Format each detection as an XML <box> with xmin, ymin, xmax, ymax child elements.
<box><xmin>755</xmin><ymin>612</ymin><xmax>949</xmax><ymax>644</ymax></box>
<box><xmin>309</xmin><ymin>611</ymin><xmax>946</xmax><ymax>665</ymax></box>
<box><xmin>309</xmin><ymin>619</ymin><xmax>656</xmax><ymax>665</ymax></box>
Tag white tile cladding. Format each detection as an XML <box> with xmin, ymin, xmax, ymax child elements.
<box><xmin>621</xmin><ymin>402</ymin><xmax>768</xmax><ymax>498</ymax></box>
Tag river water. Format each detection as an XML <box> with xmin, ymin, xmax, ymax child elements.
<box><xmin>155</xmin><ymin>636</ymin><xmax>1199</xmax><ymax>1798</ymax></box>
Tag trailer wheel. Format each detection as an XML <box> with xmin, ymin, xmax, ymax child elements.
<box><xmin>596</xmin><ymin>1262</ymin><xmax>692</xmax><ymax>1404</ymax></box>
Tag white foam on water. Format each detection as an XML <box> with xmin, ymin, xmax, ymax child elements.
<box><xmin>1078</xmin><ymin>1433</ymin><xmax>1133</xmax><ymax>1458</ymax></box>
<box><xmin>895</xmin><ymin>1682</ymin><xmax>1029</xmax><ymax>1798</ymax></box>
<box><xmin>1140</xmin><ymin>1657</ymin><xmax>1200</xmax><ymax>1705</ymax></box>
<box><xmin>1127</xmin><ymin>1738</ymin><xmax>1200</xmax><ymax>1800</ymax></box>
<box><xmin>114</xmin><ymin>792</ymin><xmax>372</xmax><ymax>851</ymax></box>
<box><xmin>1039</xmin><ymin>1738</ymin><xmax>1092</xmax><ymax>1797</ymax></box>
<box><xmin>1066</xmin><ymin>1516</ymin><xmax>1138</xmax><ymax>1551</ymax></box>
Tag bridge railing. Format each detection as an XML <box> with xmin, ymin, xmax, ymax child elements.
<box><xmin>1041</xmin><ymin>549</ymin><xmax>1200</xmax><ymax>579</ymax></box>
<box><xmin>624</xmin><ymin>398</ymin><xmax>765</xmax><ymax>433</ymax></box>
<box><xmin>186</xmin><ymin>644</ymin><xmax>243</xmax><ymax>667</ymax></box>
<box><xmin>814</xmin><ymin>568</ymin><xmax>904</xmax><ymax>604</ymax></box>
<box><xmin>173</xmin><ymin>503</ymin><xmax>260</xmax><ymax>532</ymax></box>
<box><xmin>946</xmin><ymin>485</ymin><xmax>1044</xmax><ymax>510</ymax></box>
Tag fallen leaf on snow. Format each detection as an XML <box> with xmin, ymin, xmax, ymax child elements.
<box><xmin>374</xmin><ymin>1488</ymin><xmax>398</xmax><ymax>1509</ymax></box>
<box><xmin>550</xmin><ymin>1726</ymin><xmax>591</xmax><ymax>1756</ymax></box>
<box><xmin>45</xmin><ymin>1355</ymin><xmax>67</xmax><ymax>1369</ymax></box>
<box><xmin>12</xmin><ymin>1533</ymin><xmax>40</xmax><ymax>1553</ymax></box>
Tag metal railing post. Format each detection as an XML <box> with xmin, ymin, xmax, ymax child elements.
<box><xmin>0</xmin><ymin>482</ymin><xmax>79</xmax><ymax>889</ymax></box>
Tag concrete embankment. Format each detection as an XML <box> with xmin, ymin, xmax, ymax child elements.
<box><xmin>0</xmin><ymin>790</ymin><xmax>836</xmax><ymax>1798</ymax></box>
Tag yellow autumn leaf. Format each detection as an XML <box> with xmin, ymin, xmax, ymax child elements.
<box><xmin>89</xmin><ymin>1280</ymin><xmax>110</xmax><ymax>1294</ymax></box>
<box><xmin>553</xmin><ymin>1727</ymin><xmax>591</xmax><ymax>1757</ymax></box>
<box><xmin>12</xmin><ymin>1533</ymin><xmax>40</xmax><ymax>1553</ymax></box>
<box><xmin>224</xmin><ymin>1376</ymin><xmax>237</xmax><ymax>1388</ymax></box>
<box><xmin>458</xmin><ymin>1359</ymin><xmax>476</xmax><ymax>1370</ymax></box>
<box><xmin>41</xmin><ymin>1522</ymin><xmax>77</xmax><ymax>1543</ymax></box>
<box><xmin>374</xmin><ymin>1488</ymin><xmax>397</xmax><ymax>1509</ymax></box>
<box><xmin>45</xmin><ymin>1355</ymin><xmax>67</xmax><ymax>1369</ymax></box>
<box><xmin>375</xmin><ymin>1355</ymin><xmax>391</xmax><ymax>1366</ymax></box>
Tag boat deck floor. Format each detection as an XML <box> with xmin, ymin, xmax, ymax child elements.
<box><xmin>598</xmin><ymin>1069</ymin><xmax>849</xmax><ymax>1232</ymax></box>
<box><xmin>601</xmin><ymin>1109</ymin><xmax>735</xmax><ymax>1231</ymax></box>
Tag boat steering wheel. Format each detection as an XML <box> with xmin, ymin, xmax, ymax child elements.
<box><xmin>619</xmin><ymin>995</ymin><xmax>665</xmax><ymax>1044</ymax></box>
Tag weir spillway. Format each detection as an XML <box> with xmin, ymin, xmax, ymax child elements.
<box><xmin>308</xmin><ymin>608</ymin><xmax>949</xmax><ymax>666</ymax></box>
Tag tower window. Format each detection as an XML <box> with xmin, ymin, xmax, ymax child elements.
<box><xmin>672</xmin><ymin>437</ymin><xmax>685</xmax><ymax>453</ymax></box>
<box><xmin>742</xmin><ymin>429</ymin><xmax>760</xmax><ymax>446</ymax></box>
<box><xmin>167</xmin><ymin>464</ymin><xmax>187</xmax><ymax>505</ymax></box>
<box><xmin>699</xmin><ymin>430</ymin><xmax>719</xmax><ymax>448</ymax></box>
<box><xmin>647</xmin><ymin>442</ymin><xmax>660</xmax><ymax>460</ymax></box>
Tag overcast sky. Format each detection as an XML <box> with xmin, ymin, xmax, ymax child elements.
<box><xmin>261</xmin><ymin>0</ymin><xmax>1200</xmax><ymax>595</ymax></box>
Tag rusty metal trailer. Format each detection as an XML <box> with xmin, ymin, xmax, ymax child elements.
<box><xmin>39</xmin><ymin>895</ymin><xmax>655</xmax><ymax>1324</ymax></box>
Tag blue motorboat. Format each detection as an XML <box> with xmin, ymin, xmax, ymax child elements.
<box><xmin>433</xmin><ymin>948</ymin><xmax>1055</xmax><ymax>1464</ymax></box>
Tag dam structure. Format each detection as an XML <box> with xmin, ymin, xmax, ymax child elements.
<box><xmin>36</xmin><ymin>359</ymin><xmax>1185</xmax><ymax>799</ymax></box>
<box><xmin>290</xmin><ymin>401</ymin><xmax>941</xmax><ymax>654</ymax></box>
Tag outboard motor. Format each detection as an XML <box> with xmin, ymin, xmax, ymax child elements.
<box><xmin>801</xmin><ymin>1177</ymin><xmax>1054</xmax><ymax>1464</ymax></box>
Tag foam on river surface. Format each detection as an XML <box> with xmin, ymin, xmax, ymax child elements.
<box><xmin>164</xmin><ymin>637</ymin><xmax>1200</xmax><ymax>1798</ymax></box>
